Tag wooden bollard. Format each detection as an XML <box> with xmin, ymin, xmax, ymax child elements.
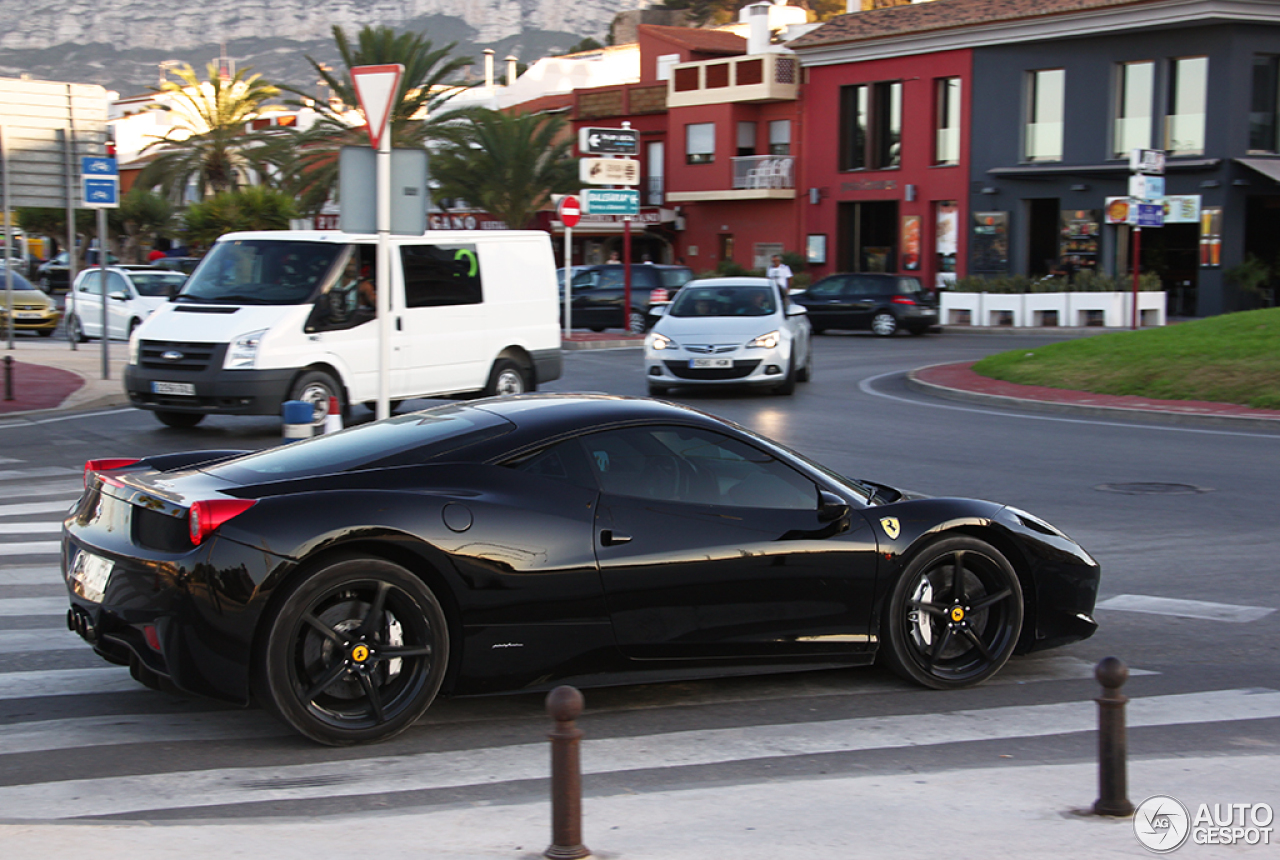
<box><xmin>545</xmin><ymin>685</ymin><xmax>590</xmax><ymax>860</ymax></box>
<box><xmin>1093</xmin><ymin>656</ymin><xmax>1135</xmax><ymax>816</ymax></box>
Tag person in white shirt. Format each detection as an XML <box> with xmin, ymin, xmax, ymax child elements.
<box><xmin>766</xmin><ymin>254</ymin><xmax>793</xmax><ymax>293</ymax></box>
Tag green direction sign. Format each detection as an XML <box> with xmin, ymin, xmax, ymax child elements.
<box><xmin>582</xmin><ymin>188</ymin><xmax>639</xmax><ymax>216</ymax></box>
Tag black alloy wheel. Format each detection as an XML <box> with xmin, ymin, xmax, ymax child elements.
<box><xmin>257</xmin><ymin>557</ymin><xmax>449</xmax><ymax>745</ymax></box>
<box><xmin>882</xmin><ymin>536</ymin><xmax>1023</xmax><ymax>689</ymax></box>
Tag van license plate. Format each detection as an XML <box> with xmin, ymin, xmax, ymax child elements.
<box><xmin>152</xmin><ymin>381</ymin><xmax>195</xmax><ymax>396</ymax></box>
<box><xmin>690</xmin><ymin>358</ymin><xmax>732</xmax><ymax>369</ymax></box>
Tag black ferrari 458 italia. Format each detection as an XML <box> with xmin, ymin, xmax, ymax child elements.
<box><xmin>63</xmin><ymin>395</ymin><xmax>1099</xmax><ymax>745</ymax></box>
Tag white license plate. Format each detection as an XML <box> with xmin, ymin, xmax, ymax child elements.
<box><xmin>68</xmin><ymin>549</ymin><xmax>113</xmax><ymax>603</ymax></box>
<box><xmin>690</xmin><ymin>358</ymin><xmax>733</xmax><ymax>369</ymax></box>
<box><xmin>152</xmin><ymin>381</ymin><xmax>196</xmax><ymax>396</ymax></box>
<box><xmin>15</xmin><ymin>312</ymin><xmax>42</xmax><ymax>319</ymax></box>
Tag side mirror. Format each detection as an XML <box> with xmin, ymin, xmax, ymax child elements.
<box><xmin>787</xmin><ymin>304</ymin><xmax>808</xmax><ymax>317</ymax></box>
<box><xmin>817</xmin><ymin>490</ymin><xmax>850</xmax><ymax>523</ymax></box>
<box><xmin>109</xmin><ymin>291</ymin><xmax>129</xmax><ymax>301</ymax></box>
<box><xmin>651</xmin><ymin>304</ymin><xmax>668</xmax><ymax>317</ymax></box>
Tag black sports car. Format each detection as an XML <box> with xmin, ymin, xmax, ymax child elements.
<box><xmin>63</xmin><ymin>395</ymin><xmax>1099</xmax><ymax>745</ymax></box>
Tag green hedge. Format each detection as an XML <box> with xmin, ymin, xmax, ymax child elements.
<box><xmin>953</xmin><ymin>271</ymin><xmax>1162</xmax><ymax>293</ymax></box>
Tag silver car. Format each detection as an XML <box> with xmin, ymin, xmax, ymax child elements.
<box><xmin>644</xmin><ymin>277</ymin><xmax>813</xmax><ymax>396</ymax></box>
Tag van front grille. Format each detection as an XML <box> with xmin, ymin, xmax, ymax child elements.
<box><xmin>138</xmin><ymin>340</ymin><xmax>222</xmax><ymax>372</ymax></box>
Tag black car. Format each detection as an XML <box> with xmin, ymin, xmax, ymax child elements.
<box><xmin>151</xmin><ymin>256</ymin><xmax>202</xmax><ymax>276</ymax></box>
<box><xmin>64</xmin><ymin>395</ymin><xmax>1099</xmax><ymax>745</ymax></box>
<box><xmin>37</xmin><ymin>249</ymin><xmax>119</xmax><ymax>292</ymax></box>
<box><xmin>796</xmin><ymin>273</ymin><xmax>939</xmax><ymax>336</ymax></box>
<box><xmin>562</xmin><ymin>264</ymin><xmax>693</xmax><ymax>332</ymax></box>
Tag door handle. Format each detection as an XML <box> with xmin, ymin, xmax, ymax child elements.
<box><xmin>600</xmin><ymin>530</ymin><xmax>632</xmax><ymax>547</ymax></box>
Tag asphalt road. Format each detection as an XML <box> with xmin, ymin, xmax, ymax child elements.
<box><xmin>0</xmin><ymin>330</ymin><xmax>1276</xmax><ymax>825</ymax></box>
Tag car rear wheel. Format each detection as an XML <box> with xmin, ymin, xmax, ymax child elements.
<box><xmin>66</xmin><ymin>314</ymin><xmax>87</xmax><ymax>343</ymax></box>
<box><xmin>256</xmin><ymin>556</ymin><xmax>449</xmax><ymax>746</ymax></box>
<box><xmin>484</xmin><ymin>358</ymin><xmax>528</xmax><ymax>396</ymax></box>
<box><xmin>154</xmin><ymin>410</ymin><xmax>204</xmax><ymax>428</ymax></box>
<box><xmin>881</xmin><ymin>536</ymin><xmax>1023</xmax><ymax>689</ymax></box>
<box><xmin>871</xmin><ymin>311</ymin><xmax>899</xmax><ymax>337</ymax></box>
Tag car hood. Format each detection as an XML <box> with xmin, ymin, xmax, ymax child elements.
<box><xmin>655</xmin><ymin>314</ymin><xmax>782</xmax><ymax>342</ymax></box>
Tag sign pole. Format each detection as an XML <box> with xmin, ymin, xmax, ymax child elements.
<box><xmin>1131</xmin><ymin>225</ymin><xmax>1141</xmax><ymax>330</ymax></box>
<box><xmin>563</xmin><ymin>227</ymin><xmax>573</xmax><ymax>337</ymax></box>
<box><xmin>623</xmin><ymin>217</ymin><xmax>633</xmax><ymax>331</ymax></box>
<box><xmin>376</xmin><ymin>130</ymin><xmax>391</xmax><ymax>420</ymax></box>
<box><xmin>2</xmin><ymin>125</ymin><xmax>12</xmax><ymax>353</ymax></box>
<box><xmin>98</xmin><ymin>207</ymin><xmax>109</xmax><ymax>377</ymax></box>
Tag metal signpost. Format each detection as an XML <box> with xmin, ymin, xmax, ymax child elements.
<box><xmin>1129</xmin><ymin>149</ymin><xmax>1165</xmax><ymax>330</ymax></box>
<box><xmin>350</xmin><ymin>64</ymin><xmax>403</xmax><ymax>420</ymax></box>
<box><xmin>81</xmin><ymin>155</ymin><xmax>118</xmax><ymax>378</ymax></box>
<box><xmin>580</xmin><ymin>124</ymin><xmax>641</xmax><ymax>331</ymax></box>
<box><xmin>557</xmin><ymin>195</ymin><xmax>580</xmax><ymax>337</ymax></box>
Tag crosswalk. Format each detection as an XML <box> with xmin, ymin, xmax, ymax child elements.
<box><xmin>0</xmin><ymin>463</ymin><xmax>1276</xmax><ymax>824</ymax></box>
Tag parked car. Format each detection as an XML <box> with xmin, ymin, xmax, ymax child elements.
<box><xmin>564</xmin><ymin>263</ymin><xmax>693</xmax><ymax>332</ymax></box>
<box><xmin>65</xmin><ymin>394</ymin><xmax>1100</xmax><ymax>744</ymax></box>
<box><xmin>65</xmin><ymin>266</ymin><xmax>187</xmax><ymax>342</ymax></box>
<box><xmin>150</xmin><ymin>256</ymin><xmax>202</xmax><ymax>276</ymax></box>
<box><xmin>795</xmin><ymin>273</ymin><xmax>939</xmax><ymax>336</ymax></box>
<box><xmin>644</xmin><ymin>276</ymin><xmax>812</xmax><ymax>395</ymax></box>
<box><xmin>37</xmin><ymin>250</ymin><xmax>120</xmax><ymax>292</ymax></box>
<box><xmin>0</xmin><ymin>271</ymin><xmax>60</xmax><ymax>336</ymax></box>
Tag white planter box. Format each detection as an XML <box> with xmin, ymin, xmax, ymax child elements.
<box><xmin>941</xmin><ymin>291</ymin><xmax>1166</xmax><ymax>328</ymax></box>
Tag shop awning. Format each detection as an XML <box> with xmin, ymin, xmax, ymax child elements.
<box><xmin>1237</xmin><ymin>158</ymin><xmax>1280</xmax><ymax>183</ymax></box>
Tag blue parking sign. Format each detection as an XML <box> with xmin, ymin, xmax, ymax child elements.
<box><xmin>83</xmin><ymin>177</ymin><xmax>118</xmax><ymax>208</ymax></box>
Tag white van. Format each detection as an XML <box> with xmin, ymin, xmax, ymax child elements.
<box><xmin>124</xmin><ymin>230</ymin><xmax>563</xmax><ymax>428</ymax></box>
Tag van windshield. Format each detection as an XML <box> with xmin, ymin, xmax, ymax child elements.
<box><xmin>176</xmin><ymin>240</ymin><xmax>345</xmax><ymax>304</ymax></box>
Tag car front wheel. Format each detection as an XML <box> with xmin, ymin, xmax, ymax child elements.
<box><xmin>484</xmin><ymin>358</ymin><xmax>528</xmax><ymax>396</ymax></box>
<box><xmin>871</xmin><ymin>311</ymin><xmax>899</xmax><ymax>337</ymax></box>
<box><xmin>881</xmin><ymin>536</ymin><xmax>1023</xmax><ymax>689</ymax></box>
<box><xmin>256</xmin><ymin>556</ymin><xmax>449</xmax><ymax>745</ymax></box>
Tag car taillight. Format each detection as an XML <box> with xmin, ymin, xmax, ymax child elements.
<box><xmin>83</xmin><ymin>458</ymin><xmax>141</xmax><ymax>489</ymax></box>
<box><xmin>189</xmin><ymin>499</ymin><xmax>257</xmax><ymax>546</ymax></box>
<box><xmin>891</xmin><ymin>295</ymin><xmax>917</xmax><ymax>305</ymax></box>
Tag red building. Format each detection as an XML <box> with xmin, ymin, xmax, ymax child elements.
<box><xmin>790</xmin><ymin>34</ymin><xmax>973</xmax><ymax>290</ymax></box>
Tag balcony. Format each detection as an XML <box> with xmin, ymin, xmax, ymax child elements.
<box><xmin>666</xmin><ymin>155</ymin><xmax>797</xmax><ymax>203</ymax></box>
<box><xmin>667</xmin><ymin>53</ymin><xmax>798</xmax><ymax>108</ymax></box>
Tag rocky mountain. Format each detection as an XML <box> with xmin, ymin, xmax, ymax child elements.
<box><xmin>0</xmin><ymin>0</ymin><xmax>648</xmax><ymax>97</ymax></box>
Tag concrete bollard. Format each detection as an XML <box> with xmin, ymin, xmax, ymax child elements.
<box><xmin>281</xmin><ymin>399</ymin><xmax>314</xmax><ymax>443</ymax></box>
<box><xmin>3</xmin><ymin>355</ymin><xmax>12</xmax><ymax>401</ymax></box>
<box><xmin>545</xmin><ymin>685</ymin><xmax>590</xmax><ymax>860</ymax></box>
<box><xmin>1093</xmin><ymin>656</ymin><xmax>1135</xmax><ymax>816</ymax></box>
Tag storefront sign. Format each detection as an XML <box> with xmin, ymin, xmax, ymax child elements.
<box><xmin>901</xmin><ymin>215</ymin><xmax>921</xmax><ymax>270</ymax></box>
<box><xmin>427</xmin><ymin>212</ymin><xmax>510</xmax><ymax>230</ymax></box>
<box><xmin>1105</xmin><ymin>195</ymin><xmax>1201</xmax><ymax>225</ymax></box>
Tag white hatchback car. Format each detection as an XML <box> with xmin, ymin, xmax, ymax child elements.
<box><xmin>644</xmin><ymin>277</ymin><xmax>812</xmax><ymax>396</ymax></box>
<box><xmin>66</xmin><ymin>266</ymin><xmax>187</xmax><ymax>342</ymax></box>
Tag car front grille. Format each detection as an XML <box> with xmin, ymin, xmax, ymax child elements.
<box><xmin>664</xmin><ymin>359</ymin><xmax>761</xmax><ymax>380</ymax></box>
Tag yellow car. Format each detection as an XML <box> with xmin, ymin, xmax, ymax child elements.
<box><xmin>0</xmin><ymin>271</ymin><xmax>62</xmax><ymax>336</ymax></box>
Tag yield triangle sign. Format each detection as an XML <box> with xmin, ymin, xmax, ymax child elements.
<box><xmin>351</xmin><ymin>64</ymin><xmax>404</xmax><ymax>150</ymax></box>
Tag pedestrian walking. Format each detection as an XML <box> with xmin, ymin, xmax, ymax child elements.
<box><xmin>767</xmin><ymin>254</ymin><xmax>793</xmax><ymax>293</ymax></box>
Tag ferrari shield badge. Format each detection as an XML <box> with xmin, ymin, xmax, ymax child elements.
<box><xmin>879</xmin><ymin>517</ymin><xmax>901</xmax><ymax>539</ymax></box>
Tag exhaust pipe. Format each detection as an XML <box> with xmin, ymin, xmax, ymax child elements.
<box><xmin>66</xmin><ymin>606</ymin><xmax>98</xmax><ymax>642</ymax></box>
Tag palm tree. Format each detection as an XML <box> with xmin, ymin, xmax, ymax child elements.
<box><xmin>119</xmin><ymin>188</ymin><xmax>175</xmax><ymax>263</ymax></box>
<box><xmin>430</xmin><ymin>109</ymin><xmax>579</xmax><ymax>230</ymax></box>
<box><xmin>278</xmin><ymin>25</ymin><xmax>473</xmax><ymax>215</ymax></box>
<box><xmin>136</xmin><ymin>62</ymin><xmax>282</xmax><ymax>201</ymax></box>
<box><xmin>181</xmin><ymin>186</ymin><xmax>299</xmax><ymax>250</ymax></box>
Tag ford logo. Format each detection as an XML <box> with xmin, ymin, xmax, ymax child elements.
<box><xmin>162</xmin><ymin>350</ymin><xmax>184</xmax><ymax>361</ymax></box>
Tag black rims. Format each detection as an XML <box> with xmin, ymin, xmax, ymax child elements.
<box><xmin>883</xmin><ymin>537</ymin><xmax>1023</xmax><ymax>689</ymax></box>
<box><xmin>258</xmin><ymin>557</ymin><xmax>449</xmax><ymax>745</ymax></box>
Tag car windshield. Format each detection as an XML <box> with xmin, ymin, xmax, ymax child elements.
<box><xmin>176</xmin><ymin>240</ymin><xmax>344</xmax><ymax>305</ymax></box>
<box><xmin>202</xmin><ymin>404</ymin><xmax>514</xmax><ymax>482</ymax></box>
<box><xmin>658</xmin><ymin>268</ymin><xmax>692</xmax><ymax>288</ymax></box>
<box><xmin>0</xmin><ymin>272</ymin><xmax>36</xmax><ymax>291</ymax></box>
<box><xmin>669</xmin><ymin>285</ymin><xmax>776</xmax><ymax>318</ymax></box>
<box><xmin>128</xmin><ymin>271</ymin><xmax>187</xmax><ymax>297</ymax></box>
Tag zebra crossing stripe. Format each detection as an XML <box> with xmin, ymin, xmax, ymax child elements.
<box><xmin>0</xmin><ymin>522</ymin><xmax>62</xmax><ymax>534</ymax></box>
<box><xmin>0</xmin><ymin>596</ymin><xmax>70</xmax><ymax>616</ymax></box>
<box><xmin>0</xmin><ymin>541</ymin><xmax>61</xmax><ymax>557</ymax></box>
<box><xmin>0</xmin><ymin>666</ymin><xmax>144</xmax><ymax>699</ymax></box>
<box><xmin>0</xmin><ymin>565</ymin><xmax>61</xmax><ymax>585</ymax></box>
<box><xmin>0</xmin><ymin>687</ymin><xmax>1275</xmax><ymax>819</ymax></box>
<box><xmin>0</xmin><ymin>500</ymin><xmax>77</xmax><ymax>517</ymax></box>
<box><xmin>0</xmin><ymin>467</ymin><xmax>79</xmax><ymax>481</ymax></box>
<box><xmin>0</xmin><ymin>628</ymin><xmax>84</xmax><ymax>655</ymax></box>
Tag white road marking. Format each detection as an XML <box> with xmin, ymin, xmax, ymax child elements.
<box><xmin>0</xmin><ymin>687</ymin><xmax>1274</xmax><ymax>819</ymax></box>
<box><xmin>0</xmin><ymin>596</ymin><xmax>70</xmax><ymax>616</ymax></box>
<box><xmin>1096</xmin><ymin>593</ymin><xmax>1276</xmax><ymax>623</ymax></box>
<box><xmin>0</xmin><ymin>666</ymin><xmax>141</xmax><ymax>699</ymax></box>
<box><xmin>0</xmin><ymin>481</ymin><xmax>84</xmax><ymax>498</ymax></box>
<box><xmin>0</xmin><ymin>407</ymin><xmax>135</xmax><ymax>429</ymax></box>
<box><xmin>0</xmin><ymin>565</ymin><xmax>61</xmax><ymax>585</ymax></box>
<box><xmin>0</xmin><ymin>628</ymin><xmax>84</xmax><ymax>655</ymax></box>
<box><xmin>0</xmin><ymin>521</ymin><xmax>61</xmax><ymax>534</ymax></box>
<box><xmin>0</xmin><ymin>541</ymin><xmax>60</xmax><ymax>557</ymax></box>
<box><xmin>0</xmin><ymin>467</ymin><xmax>79</xmax><ymax>481</ymax></box>
<box><xmin>0</xmin><ymin>500</ymin><xmax>76</xmax><ymax>517</ymax></box>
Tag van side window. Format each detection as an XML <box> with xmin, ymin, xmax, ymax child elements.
<box><xmin>401</xmin><ymin>244</ymin><xmax>483</xmax><ymax>307</ymax></box>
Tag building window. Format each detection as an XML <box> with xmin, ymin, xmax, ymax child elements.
<box><xmin>737</xmin><ymin>121</ymin><xmax>757</xmax><ymax>157</ymax></box>
<box><xmin>1113</xmin><ymin>61</ymin><xmax>1154</xmax><ymax>157</ymax></box>
<box><xmin>934</xmin><ymin>77</ymin><xmax>961</xmax><ymax>165</ymax></box>
<box><xmin>686</xmin><ymin>122</ymin><xmax>715</xmax><ymax>164</ymax></box>
<box><xmin>1166</xmin><ymin>56</ymin><xmax>1207</xmax><ymax>154</ymax></box>
<box><xmin>1250</xmin><ymin>55</ymin><xmax>1279</xmax><ymax>152</ymax></box>
<box><xmin>1025</xmin><ymin>69</ymin><xmax>1064</xmax><ymax>162</ymax></box>
<box><xmin>768</xmin><ymin>120</ymin><xmax>790</xmax><ymax>155</ymax></box>
<box><xmin>839</xmin><ymin>81</ymin><xmax>901</xmax><ymax>171</ymax></box>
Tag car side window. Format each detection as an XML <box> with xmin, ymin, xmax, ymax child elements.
<box><xmin>106</xmin><ymin>272</ymin><xmax>130</xmax><ymax>297</ymax></box>
<box><xmin>581</xmin><ymin>425</ymin><xmax>817</xmax><ymax>509</ymax></box>
<box><xmin>79</xmin><ymin>271</ymin><xmax>101</xmax><ymax>295</ymax></box>
<box><xmin>509</xmin><ymin>439</ymin><xmax>597</xmax><ymax>490</ymax></box>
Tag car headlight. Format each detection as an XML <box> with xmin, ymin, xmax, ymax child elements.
<box><xmin>747</xmin><ymin>330</ymin><xmax>780</xmax><ymax>350</ymax></box>
<box><xmin>649</xmin><ymin>332</ymin><xmax>674</xmax><ymax>351</ymax></box>
<box><xmin>224</xmin><ymin>329</ymin><xmax>268</xmax><ymax>369</ymax></box>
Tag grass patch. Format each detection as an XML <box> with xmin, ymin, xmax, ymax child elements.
<box><xmin>971</xmin><ymin>308</ymin><xmax>1280</xmax><ymax>410</ymax></box>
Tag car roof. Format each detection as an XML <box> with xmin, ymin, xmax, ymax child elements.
<box><xmin>683</xmin><ymin>277</ymin><xmax>773</xmax><ymax>288</ymax></box>
<box><xmin>468</xmin><ymin>393</ymin><xmax>724</xmax><ymax>438</ymax></box>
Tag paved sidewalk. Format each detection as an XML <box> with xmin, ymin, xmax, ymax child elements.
<box><xmin>0</xmin><ymin>338</ymin><xmax>130</xmax><ymax>416</ymax></box>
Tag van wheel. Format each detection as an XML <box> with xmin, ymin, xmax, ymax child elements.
<box><xmin>484</xmin><ymin>359</ymin><xmax>528</xmax><ymax>396</ymax></box>
<box><xmin>155</xmin><ymin>411</ymin><xmax>204</xmax><ymax>428</ymax></box>
<box><xmin>66</xmin><ymin>314</ymin><xmax>87</xmax><ymax>343</ymax></box>
<box><xmin>291</xmin><ymin>371</ymin><xmax>344</xmax><ymax>425</ymax></box>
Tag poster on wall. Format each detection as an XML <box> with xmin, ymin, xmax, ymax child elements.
<box><xmin>1059</xmin><ymin>210</ymin><xmax>1101</xmax><ymax>272</ymax></box>
<box><xmin>901</xmin><ymin>215</ymin><xmax>921</xmax><ymax>270</ymax></box>
<box><xmin>971</xmin><ymin>211</ymin><xmax>1009</xmax><ymax>273</ymax></box>
<box><xmin>1200</xmin><ymin>206</ymin><xmax>1223</xmax><ymax>267</ymax></box>
<box><xmin>806</xmin><ymin>234</ymin><xmax>827</xmax><ymax>265</ymax></box>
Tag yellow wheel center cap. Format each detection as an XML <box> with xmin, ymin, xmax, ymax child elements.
<box><xmin>350</xmin><ymin>644</ymin><xmax>370</xmax><ymax>663</ymax></box>
<box><xmin>950</xmin><ymin>607</ymin><xmax>966</xmax><ymax>623</ymax></box>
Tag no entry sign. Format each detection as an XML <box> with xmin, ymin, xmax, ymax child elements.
<box><xmin>558</xmin><ymin>195</ymin><xmax>581</xmax><ymax>228</ymax></box>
